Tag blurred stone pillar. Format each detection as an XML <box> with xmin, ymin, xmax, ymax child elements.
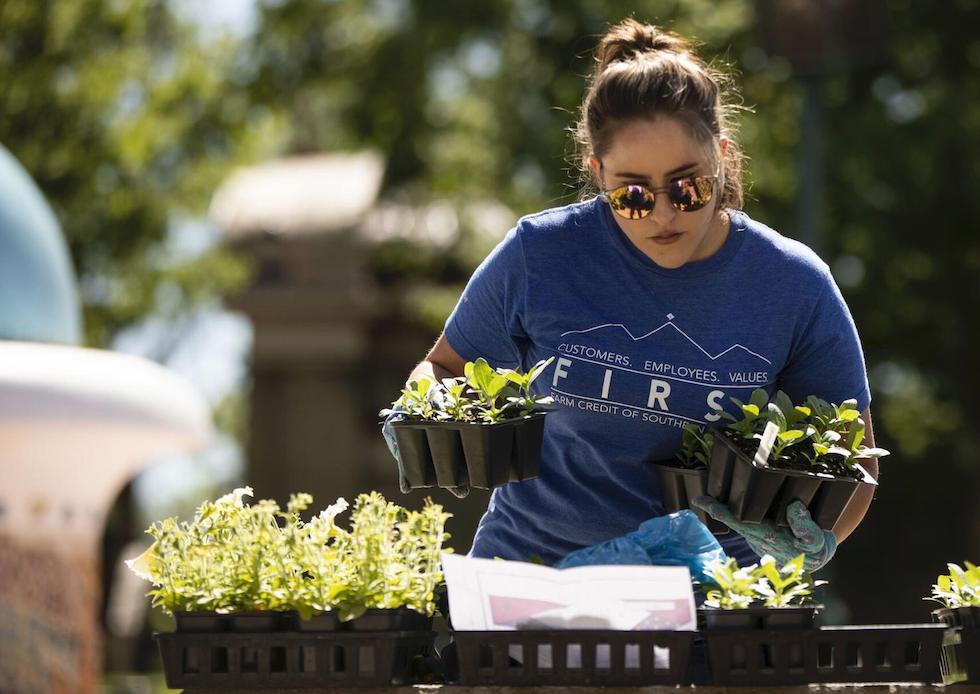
<box><xmin>757</xmin><ymin>0</ymin><xmax>884</xmax><ymax>256</ymax></box>
<box><xmin>212</xmin><ymin>152</ymin><xmax>385</xmax><ymax>509</ymax></box>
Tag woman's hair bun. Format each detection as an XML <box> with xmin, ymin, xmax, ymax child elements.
<box><xmin>595</xmin><ymin>18</ymin><xmax>691</xmax><ymax>72</ymax></box>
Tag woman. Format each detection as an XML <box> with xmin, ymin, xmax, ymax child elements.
<box><xmin>384</xmin><ymin>18</ymin><xmax>878</xmax><ymax>571</ymax></box>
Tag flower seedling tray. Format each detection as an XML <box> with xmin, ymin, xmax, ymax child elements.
<box><xmin>704</xmin><ymin>624</ymin><xmax>945</xmax><ymax>686</ymax></box>
<box><xmin>174</xmin><ymin>610</ymin><xmax>294</xmax><ymax>633</ymax></box>
<box><xmin>345</xmin><ymin>608</ymin><xmax>434</xmax><ymax>632</ymax></box>
<box><xmin>652</xmin><ymin>462</ymin><xmax>729</xmax><ymax>535</ymax></box>
<box><xmin>698</xmin><ymin>606</ymin><xmax>818</xmax><ymax>631</ymax></box>
<box><xmin>156</xmin><ymin>630</ymin><xmax>434</xmax><ymax>688</ymax></box>
<box><xmin>706</xmin><ymin>430</ymin><xmax>876</xmax><ymax>529</ymax></box>
<box><xmin>934</xmin><ymin>607</ymin><xmax>980</xmax><ymax>683</ymax></box>
<box><xmin>452</xmin><ymin>630</ymin><xmax>695</xmax><ymax>686</ymax></box>
<box><xmin>391</xmin><ymin>412</ymin><xmax>548</xmax><ymax>490</ymax></box>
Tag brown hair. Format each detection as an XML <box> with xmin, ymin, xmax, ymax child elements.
<box><xmin>574</xmin><ymin>18</ymin><xmax>745</xmax><ymax>209</ymax></box>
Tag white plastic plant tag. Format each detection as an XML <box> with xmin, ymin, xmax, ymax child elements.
<box><xmin>754</xmin><ymin>420</ymin><xmax>779</xmax><ymax>466</ymax></box>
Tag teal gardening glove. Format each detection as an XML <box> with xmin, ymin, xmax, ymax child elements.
<box><xmin>382</xmin><ymin>406</ymin><xmax>470</xmax><ymax>499</ymax></box>
<box><xmin>690</xmin><ymin>496</ymin><xmax>837</xmax><ymax>572</ymax></box>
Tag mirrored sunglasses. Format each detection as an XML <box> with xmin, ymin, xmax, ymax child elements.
<box><xmin>600</xmin><ymin>174</ymin><xmax>719</xmax><ymax>220</ymax></box>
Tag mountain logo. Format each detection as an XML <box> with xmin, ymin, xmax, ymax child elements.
<box><xmin>560</xmin><ymin>314</ymin><xmax>772</xmax><ymax>366</ymax></box>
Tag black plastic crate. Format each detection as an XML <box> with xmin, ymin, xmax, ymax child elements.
<box><xmin>156</xmin><ymin>630</ymin><xmax>433</xmax><ymax>688</ymax></box>
<box><xmin>453</xmin><ymin>630</ymin><xmax>695</xmax><ymax>686</ymax></box>
<box><xmin>704</xmin><ymin>624</ymin><xmax>946</xmax><ymax>685</ymax></box>
<box><xmin>939</xmin><ymin>626</ymin><xmax>980</xmax><ymax>684</ymax></box>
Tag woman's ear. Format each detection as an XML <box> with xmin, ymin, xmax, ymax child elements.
<box><xmin>588</xmin><ymin>155</ymin><xmax>604</xmax><ymax>188</ymax></box>
<box><xmin>718</xmin><ymin>136</ymin><xmax>730</xmax><ymax>161</ymax></box>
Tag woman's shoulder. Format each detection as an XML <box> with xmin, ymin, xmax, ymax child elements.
<box><xmin>514</xmin><ymin>197</ymin><xmax>602</xmax><ymax>237</ymax></box>
<box><xmin>734</xmin><ymin>210</ymin><xmax>834</xmax><ymax>285</ymax></box>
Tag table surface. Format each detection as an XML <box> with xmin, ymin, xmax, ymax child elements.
<box><xmin>185</xmin><ymin>686</ymin><xmax>980</xmax><ymax>693</ymax></box>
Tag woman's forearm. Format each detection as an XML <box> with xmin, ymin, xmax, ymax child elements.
<box><xmin>408</xmin><ymin>359</ymin><xmax>462</xmax><ymax>384</ymax></box>
<box><xmin>833</xmin><ymin>407</ymin><xmax>879</xmax><ymax>543</ymax></box>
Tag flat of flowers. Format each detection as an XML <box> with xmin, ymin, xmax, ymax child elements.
<box><xmin>651</xmin><ymin>461</ymin><xmax>729</xmax><ymax>535</ymax></box>
<box><xmin>391</xmin><ymin>412</ymin><xmax>548</xmax><ymax>490</ymax></box>
<box><xmin>706</xmin><ymin>430</ymin><xmax>877</xmax><ymax>529</ymax></box>
<box><xmin>452</xmin><ymin>629</ymin><xmax>695</xmax><ymax>686</ymax></box>
<box><xmin>156</xmin><ymin>630</ymin><xmax>434</xmax><ymax>688</ymax></box>
<box><xmin>704</xmin><ymin>623</ymin><xmax>946</xmax><ymax>686</ymax></box>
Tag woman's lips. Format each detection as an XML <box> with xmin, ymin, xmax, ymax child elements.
<box><xmin>650</xmin><ymin>232</ymin><xmax>683</xmax><ymax>245</ymax></box>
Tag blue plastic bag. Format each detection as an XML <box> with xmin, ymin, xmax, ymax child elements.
<box><xmin>554</xmin><ymin>510</ymin><xmax>727</xmax><ymax>584</ymax></box>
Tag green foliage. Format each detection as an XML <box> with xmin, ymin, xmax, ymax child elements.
<box><xmin>702</xmin><ymin>554</ymin><xmax>826</xmax><ymax>609</ymax></box>
<box><xmin>381</xmin><ymin>357</ymin><xmax>555</xmax><ymax>423</ymax></box>
<box><xmin>925</xmin><ymin>561</ymin><xmax>980</xmax><ymax>609</ymax></box>
<box><xmin>0</xmin><ymin>0</ymin><xmax>271</xmax><ymax>346</ymax></box>
<box><xmin>722</xmin><ymin>390</ymin><xmax>889</xmax><ymax>471</ymax></box>
<box><xmin>126</xmin><ymin>488</ymin><xmax>452</xmax><ymax>619</ymax></box>
<box><xmin>126</xmin><ymin>487</ymin><xmax>312</xmax><ymax>614</ymax></box>
<box><xmin>328</xmin><ymin>491</ymin><xmax>452</xmax><ymax>620</ymax></box>
<box><xmin>676</xmin><ymin>423</ymin><xmax>713</xmax><ymax>469</ymax></box>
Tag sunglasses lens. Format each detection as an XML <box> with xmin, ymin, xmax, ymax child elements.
<box><xmin>608</xmin><ymin>184</ymin><xmax>654</xmax><ymax>219</ymax></box>
<box><xmin>668</xmin><ymin>175</ymin><xmax>714</xmax><ymax>211</ymax></box>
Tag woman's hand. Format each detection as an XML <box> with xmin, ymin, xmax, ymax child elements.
<box><xmin>690</xmin><ymin>496</ymin><xmax>836</xmax><ymax>572</ymax></box>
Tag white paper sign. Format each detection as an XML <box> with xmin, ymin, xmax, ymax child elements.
<box><xmin>441</xmin><ymin>553</ymin><xmax>697</xmax><ymax>632</ymax></box>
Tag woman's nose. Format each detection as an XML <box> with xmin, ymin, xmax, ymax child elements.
<box><xmin>649</xmin><ymin>191</ymin><xmax>678</xmax><ymax>227</ymax></box>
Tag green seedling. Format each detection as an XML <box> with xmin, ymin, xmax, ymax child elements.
<box><xmin>125</xmin><ymin>489</ymin><xmax>452</xmax><ymax>620</ymax></box>
<box><xmin>925</xmin><ymin>561</ymin><xmax>980</xmax><ymax>609</ymax></box>
<box><xmin>702</xmin><ymin>554</ymin><xmax>825</xmax><ymax>609</ymax></box>
<box><xmin>380</xmin><ymin>377</ymin><xmax>439</xmax><ymax>420</ymax></box>
<box><xmin>676</xmin><ymin>423</ymin><xmax>713</xmax><ymax>469</ymax></box>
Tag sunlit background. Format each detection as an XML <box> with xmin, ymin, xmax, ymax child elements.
<box><xmin>1</xmin><ymin>0</ymin><xmax>978</xmax><ymax>691</ymax></box>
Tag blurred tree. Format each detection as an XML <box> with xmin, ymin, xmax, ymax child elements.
<box><xmin>0</xmin><ymin>0</ymin><xmax>274</xmax><ymax>346</ymax></box>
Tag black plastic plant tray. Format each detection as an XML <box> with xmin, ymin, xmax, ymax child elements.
<box><xmin>652</xmin><ymin>462</ymin><xmax>729</xmax><ymax>535</ymax></box>
<box><xmin>704</xmin><ymin>624</ymin><xmax>946</xmax><ymax>686</ymax></box>
<box><xmin>706</xmin><ymin>430</ymin><xmax>876</xmax><ymax>529</ymax></box>
<box><xmin>935</xmin><ymin>606</ymin><xmax>980</xmax><ymax>628</ymax></box>
<box><xmin>391</xmin><ymin>412</ymin><xmax>548</xmax><ymax>490</ymax></box>
<box><xmin>156</xmin><ymin>630</ymin><xmax>434</xmax><ymax>689</ymax></box>
<box><xmin>293</xmin><ymin>607</ymin><xmax>433</xmax><ymax>633</ymax></box>
<box><xmin>452</xmin><ymin>630</ymin><xmax>695</xmax><ymax>686</ymax></box>
<box><xmin>698</xmin><ymin>606</ymin><xmax>818</xmax><ymax>630</ymax></box>
<box><xmin>174</xmin><ymin>610</ymin><xmax>295</xmax><ymax>633</ymax></box>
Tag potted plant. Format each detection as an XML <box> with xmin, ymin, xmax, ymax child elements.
<box><xmin>382</xmin><ymin>357</ymin><xmax>554</xmax><ymax>490</ymax></box>
<box><xmin>125</xmin><ymin>486</ymin><xmax>311</xmax><ymax>633</ymax></box>
<box><xmin>698</xmin><ymin>554</ymin><xmax>824</xmax><ymax>630</ymax></box>
<box><xmin>927</xmin><ymin>561</ymin><xmax>980</xmax><ymax>683</ymax></box>
<box><xmin>293</xmin><ymin>491</ymin><xmax>451</xmax><ymax>632</ymax></box>
<box><xmin>650</xmin><ymin>424</ymin><xmax>728</xmax><ymax>535</ymax></box>
<box><xmin>706</xmin><ymin>389</ymin><xmax>887</xmax><ymax>529</ymax></box>
<box><xmin>700</xmin><ymin>554</ymin><xmax>946</xmax><ymax>686</ymax></box>
<box><xmin>129</xmin><ymin>489</ymin><xmax>452</xmax><ymax>688</ymax></box>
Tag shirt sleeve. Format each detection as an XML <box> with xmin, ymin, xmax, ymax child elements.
<box><xmin>443</xmin><ymin>226</ymin><xmax>530</xmax><ymax>369</ymax></box>
<box><xmin>776</xmin><ymin>272</ymin><xmax>872</xmax><ymax>412</ymax></box>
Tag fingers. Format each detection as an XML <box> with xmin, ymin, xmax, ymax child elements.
<box><xmin>785</xmin><ymin>500</ymin><xmax>825</xmax><ymax>553</ymax></box>
<box><xmin>691</xmin><ymin>495</ymin><xmax>743</xmax><ymax>530</ymax></box>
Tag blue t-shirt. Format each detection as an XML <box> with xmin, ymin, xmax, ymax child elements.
<box><xmin>444</xmin><ymin>197</ymin><xmax>871</xmax><ymax>566</ymax></box>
